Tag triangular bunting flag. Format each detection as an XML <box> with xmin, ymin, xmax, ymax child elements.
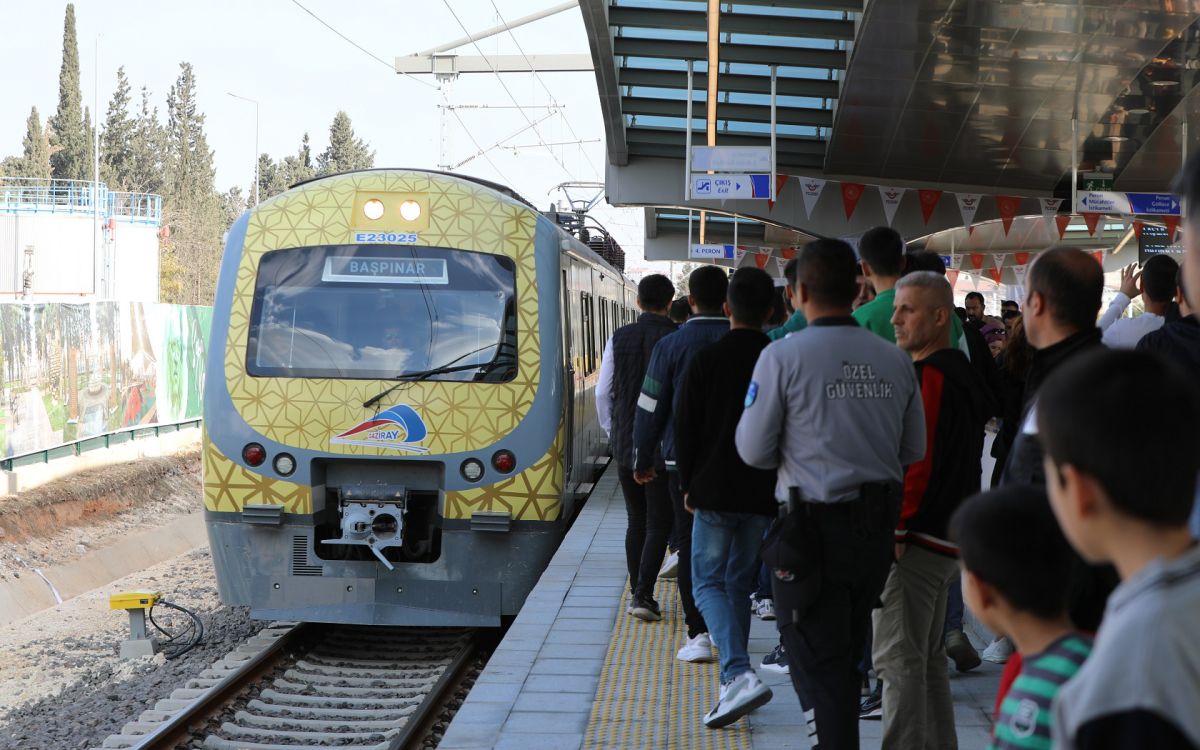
<box><xmin>755</xmin><ymin>252</ymin><xmax>770</xmax><ymax>270</ymax></box>
<box><xmin>946</xmin><ymin>268</ymin><xmax>960</xmax><ymax>287</ymax></box>
<box><xmin>988</xmin><ymin>267</ymin><xmax>1003</xmax><ymax>284</ymax></box>
<box><xmin>996</xmin><ymin>195</ymin><xmax>1021</xmax><ymax>236</ymax></box>
<box><xmin>1040</xmin><ymin>197</ymin><xmax>1064</xmax><ymax>238</ymax></box>
<box><xmin>775</xmin><ymin>256</ymin><xmax>787</xmax><ymax>277</ymax></box>
<box><xmin>970</xmin><ymin>253</ymin><xmax>985</xmax><ymax>270</ymax></box>
<box><xmin>735</xmin><ymin>246</ymin><xmax>747</xmax><ymax>265</ymax></box>
<box><xmin>1133</xmin><ymin>220</ymin><xmax>1144</xmax><ymax>239</ymax></box>
<box><xmin>993</xmin><ymin>254</ymin><xmax>1005</xmax><ymax>271</ymax></box>
<box><xmin>956</xmin><ymin>194</ymin><xmax>981</xmax><ymax>232</ymax></box>
<box><xmin>1055</xmin><ymin>213</ymin><xmax>1072</xmax><ymax>239</ymax></box>
<box><xmin>1012</xmin><ymin>264</ymin><xmax>1028</xmax><ymax>286</ymax></box>
<box><xmin>767</xmin><ymin>174</ymin><xmax>790</xmax><ymax>211</ymax></box>
<box><xmin>879</xmin><ymin>186</ymin><xmax>906</xmax><ymax>227</ymax></box>
<box><xmin>841</xmin><ymin>182</ymin><xmax>866</xmax><ymax>220</ymax></box>
<box><xmin>1092</xmin><ymin>250</ymin><xmax>1105</xmax><ymax>266</ymax></box>
<box><xmin>918</xmin><ymin>189</ymin><xmax>943</xmax><ymax>225</ymax></box>
<box><xmin>1165</xmin><ymin>214</ymin><xmax>1180</xmax><ymax>240</ymax></box>
<box><xmin>780</xmin><ymin>247</ymin><xmax>796</xmax><ymax>260</ymax></box>
<box><xmin>1014</xmin><ymin>252</ymin><xmax>1029</xmax><ymax>266</ymax></box>
<box><xmin>800</xmin><ymin>178</ymin><xmax>826</xmax><ymax>220</ymax></box>
<box><xmin>948</xmin><ymin>255</ymin><xmax>963</xmax><ymax>271</ymax></box>
<box><xmin>1083</xmin><ymin>213</ymin><xmax>1101</xmax><ymax>236</ymax></box>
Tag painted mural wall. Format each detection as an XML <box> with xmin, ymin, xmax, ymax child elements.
<box><xmin>0</xmin><ymin>302</ymin><xmax>211</xmax><ymax>457</ymax></box>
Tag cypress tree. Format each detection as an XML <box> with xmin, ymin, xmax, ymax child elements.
<box><xmin>19</xmin><ymin>107</ymin><xmax>52</xmax><ymax>179</ymax></box>
<box><xmin>316</xmin><ymin>111</ymin><xmax>373</xmax><ymax>176</ymax></box>
<box><xmin>48</xmin><ymin>3</ymin><xmax>92</xmax><ymax>181</ymax></box>
<box><xmin>100</xmin><ymin>66</ymin><xmax>135</xmax><ymax>189</ymax></box>
<box><xmin>128</xmin><ymin>86</ymin><xmax>164</xmax><ymax>195</ymax></box>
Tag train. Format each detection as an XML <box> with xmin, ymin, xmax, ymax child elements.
<box><xmin>202</xmin><ymin>168</ymin><xmax>635</xmax><ymax>625</ymax></box>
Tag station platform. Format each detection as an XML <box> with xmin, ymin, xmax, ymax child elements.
<box><xmin>440</xmin><ymin>467</ymin><xmax>1001</xmax><ymax>749</ymax></box>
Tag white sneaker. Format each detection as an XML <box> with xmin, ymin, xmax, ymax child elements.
<box><xmin>982</xmin><ymin>636</ymin><xmax>1015</xmax><ymax>664</ymax></box>
<box><xmin>754</xmin><ymin>597</ymin><xmax>776</xmax><ymax>621</ymax></box>
<box><xmin>677</xmin><ymin>632</ymin><xmax>715</xmax><ymax>663</ymax></box>
<box><xmin>704</xmin><ymin>671</ymin><xmax>773</xmax><ymax>728</ymax></box>
<box><xmin>658</xmin><ymin>551</ymin><xmax>680</xmax><ymax>579</ymax></box>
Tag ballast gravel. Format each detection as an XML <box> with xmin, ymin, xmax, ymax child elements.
<box><xmin>0</xmin><ymin>547</ymin><xmax>263</xmax><ymax>750</ymax></box>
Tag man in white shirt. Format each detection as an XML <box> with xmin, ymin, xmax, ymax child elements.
<box><xmin>1098</xmin><ymin>256</ymin><xmax>1179</xmax><ymax>348</ymax></box>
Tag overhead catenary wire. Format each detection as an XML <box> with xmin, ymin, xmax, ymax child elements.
<box><xmin>289</xmin><ymin>0</ymin><xmax>437</xmax><ymax>89</ymax></box>
<box><xmin>450</xmin><ymin>108</ymin><xmax>516</xmax><ymax>185</ymax></box>
<box><xmin>440</xmin><ymin>0</ymin><xmax>578</xmax><ymax>180</ymax></box>
<box><xmin>485</xmin><ymin>0</ymin><xmax>601</xmax><ymax>178</ymax></box>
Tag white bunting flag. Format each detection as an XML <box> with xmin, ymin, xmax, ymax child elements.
<box><xmin>993</xmin><ymin>253</ymin><xmax>1005</xmax><ymax>271</ymax></box>
<box><xmin>1012</xmin><ymin>264</ymin><xmax>1028</xmax><ymax>286</ymax></box>
<box><xmin>948</xmin><ymin>255</ymin><xmax>963</xmax><ymax>271</ymax></box>
<box><xmin>1040</xmin><ymin>198</ymin><xmax>1063</xmax><ymax>238</ymax></box>
<box><xmin>800</xmin><ymin>178</ymin><xmax>826</xmax><ymax>220</ymax></box>
<box><xmin>879</xmin><ymin>186</ymin><xmax>906</xmax><ymax>227</ymax></box>
<box><xmin>735</xmin><ymin>246</ymin><xmax>747</xmax><ymax>265</ymax></box>
<box><xmin>775</xmin><ymin>256</ymin><xmax>788</xmax><ymax>277</ymax></box>
<box><xmin>956</xmin><ymin>193</ymin><xmax>981</xmax><ymax>232</ymax></box>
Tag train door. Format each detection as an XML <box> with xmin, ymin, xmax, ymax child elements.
<box><xmin>560</xmin><ymin>264</ymin><xmax>575</xmax><ymax>487</ymax></box>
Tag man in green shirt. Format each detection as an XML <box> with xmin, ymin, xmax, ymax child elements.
<box><xmin>767</xmin><ymin>258</ymin><xmax>807</xmax><ymax>341</ymax></box>
<box><xmin>852</xmin><ymin>227</ymin><xmax>906</xmax><ymax>341</ymax></box>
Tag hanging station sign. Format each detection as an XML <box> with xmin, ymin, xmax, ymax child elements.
<box><xmin>690</xmin><ymin>146</ymin><xmax>772</xmax><ymax>173</ymax></box>
<box><xmin>689</xmin><ymin>173</ymin><xmax>772</xmax><ymax>200</ymax></box>
<box><xmin>1075</xmin><ymin>191</ymin><xmax>1181</xmax><ymax>216</ymax></box>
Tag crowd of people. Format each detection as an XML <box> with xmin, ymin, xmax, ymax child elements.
<box><xmin>594</xmin><ymin>157</ymin><xmax>1200</xmax><ymax>749</ymax></box>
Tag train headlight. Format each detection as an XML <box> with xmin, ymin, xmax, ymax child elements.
<box><xmin>274</xmin><ymin>453</ymin><xmax>296</xmax><ymax>476</ymax></box>
<box><xmin>492</xmin><ymin>450</ymin><xmax>516</xmax><ymax>474</ymax></box>
<box><xmin>399</xmin><ymin>200</ymin><xmax>422</xmax><ymax>221</ymax></box>
<box><xmin>362</xmin><ymin>199</ymin><xmax>385</xmax><ymax>221</ymax></box>
<box><xmin>242</xmin><ymin>443</ymin><xmax>266</xmax><ymax>467</ymax></box>
<box><xmin>460</xmin><ymin>458</ymin><xmax>485</xmax><ymax>483</ymax></box>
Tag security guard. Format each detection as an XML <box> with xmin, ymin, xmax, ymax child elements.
<box><xmin>736</xmin><ymin>238</ymin><xmax>926</xmax><ymax>750</ymax></box>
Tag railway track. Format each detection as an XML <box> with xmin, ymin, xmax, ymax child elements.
<box><xmin>93</xmin><ymin>622</ymin><xmax>479</xmax><ymax>750</ymax></box>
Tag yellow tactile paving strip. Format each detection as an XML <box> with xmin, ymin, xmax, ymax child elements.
<box><xmin>584</xmin><ymin>578</ymin><xmax>754</xmax><ymax>750</ymax></box>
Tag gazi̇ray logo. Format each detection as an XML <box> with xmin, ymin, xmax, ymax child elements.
<box><xmin>332</xmin><ymin>405</ymin><xmax>430</xmax><ymax>453</ymax></box>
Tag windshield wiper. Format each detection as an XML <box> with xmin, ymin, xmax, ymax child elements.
<box><xmin>361</xmin><ymin>342</ymin><xmax>511</xmax><ymax>409</ymax></box>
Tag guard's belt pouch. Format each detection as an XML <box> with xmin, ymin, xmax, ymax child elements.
<box><xmin>760</xmin><ymin>489</ymin><xmax>822</xmax><ymax>622</ymax></box>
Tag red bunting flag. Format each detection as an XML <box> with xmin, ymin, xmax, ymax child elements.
<box><xmin>918</xmin><ymin>189</ymin><xmax>943</xmax><ymax>225</ymax></box>
<box><xmin>1055</xmin><ymin>214</ymin><xmax>1072</xmax><ymax>239</ymax></box>
<box><xmin>1165</xmin><ymin>214</ymin><xmax>1180</xmax><ymax>240</ymax></box>
<box><xmin>988</xmin><ymin>267</ymin><xmax>1003</xmax><ymax>284</ymax></box>
<box><xmin>1133</xmin><ymin>220</ymin><xmax>1144</xmax><ymax>239</ymax></box>
<box><xmin>841</xmin><ymin>182</ymin><xmax>866</xmax><ymax>220</ymax></box>
<box><xmin>946</xmin><ymin>269</ymin><xmax>960</xmax><ymax>287</ymax></box>
<box><xmin>1092</xmin><ymin>250</ymin><xmax>1105</xmax><ymax>266</ymax></box>
<box><xmin>780</xmin><ymin>247</ymin><xmax>796</xmax><ymax>260</ymax></box>
<box><xmin>1014</xmin><ymin>252</ymin><xmax>1030</xmax><ymax>266</ymax></box>
<box><xmin>970</xmin><ymin>253</ymin><xmax>985</xmax><ymax>270</ymax></box>
<box><xmin>767</xmin><ymin>174</ymin><xmax>790</xmax><ymax>211</ymax></box>
<box><xmin>995</xmin><ymin>195</ymin><xmax>1022</xmax><ymax>236</ymax></box>
<box><xmin>1083</xmin><ymin>213</ymin><xmax>1101</xmax><ymax>236</ymax></box>
<box><xmin>754</xmin><ymin>252</ymin><xmax>770</xmax><ymax>269</ymax></box>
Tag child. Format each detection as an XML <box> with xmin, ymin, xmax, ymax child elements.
<box><xmin>950</xmin><ymin>486</ymin><xmax>1091</xmax><ymax>749</ymax></box>
<box><xmin>1038</xmin><ymin>349</ymin><xmax>1200</xmax><ymax>749</ymax></box>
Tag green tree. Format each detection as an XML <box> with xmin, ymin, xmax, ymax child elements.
<box><xmin>160</xmin><ymin>62</ymin><xmax>222</xmax><ymax>305</ymax></box>
<box><xmin>17</xmin><ymin>107</ymin><xmax>52</xmax><ymax>178</ymax></box>
<box><xmin>254</xmin><ymin>153</ymin><xmax>277</xmax><ymax>204</ymax></box>
<box><xmin>220</xmin><ymin>185</ymin><xmax>246</xmax><ymax>226</ymax></box>
<box><xmin>48</xmin><ymin>3</ymin><xmax>93</xmax><ymax>180</ymax></box>
<box><xmin>128</xmin><ymin>86</ymin><xmax>165</xmax><ymax>194</ymax></box>
<box><xmin>100</xmin><ymin>66</ymin><xmax>135</xmax><ymax>189</ymax></box>
<box><xmin>316</xmin><ymin>111</ymin><xmax>373</xmax><ymax>176</ymax></box>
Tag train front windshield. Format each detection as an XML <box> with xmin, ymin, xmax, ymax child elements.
<box><xmin>247</xmin><ymin>245</ymin><xmax>518</xmax><ymax>382</ymax></box>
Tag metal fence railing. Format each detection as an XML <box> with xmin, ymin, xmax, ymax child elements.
<box><xmin>0</xmin><ymin>177</ymin><xmax>162</xmax><ymax>224</ymax></box>
<box><xmin>0</xmin><ymin>419</ymin><xmax>201</xmax><ymax>471</ymax></box>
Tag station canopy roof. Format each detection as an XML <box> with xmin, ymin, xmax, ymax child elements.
<box><xmin>579</xmin><ymin>0</ymin><xmax>1200</xmax><ymax>263</ymax></box>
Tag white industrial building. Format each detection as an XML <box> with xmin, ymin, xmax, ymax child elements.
<box><xmin>0</xmin><ymin>178</ymin><xmax>161</xmax><ymax>302</ymax></box>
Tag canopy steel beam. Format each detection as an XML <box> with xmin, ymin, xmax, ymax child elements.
<box><xmin>613</xmin><ymin>37</ymin><xmax>845</xmax><ymax>69</ymax></box>
<box><xmin>623</xmin><ymin>96</ymin><xmax>832</xmax><ymax>128</ymax></box>
<box><xmin>608</xmin><ymin>6</ymin><xmax>855</xmax><ymax>40</ymax></box>
<box><xmin>620</xmin><ymin>67</ymin><xmax>839</xmax><ymax>99</ymax></box>
<box><xmin>395</xmin><ymin>53</ymin><xmax>593</xmax><ymax>75</ymax></box>
<box><xmin>578</xmin><ymin>0</ymin><xmax>627</xmax><ymax>164</ymax></box>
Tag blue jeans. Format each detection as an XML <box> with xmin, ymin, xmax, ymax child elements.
<box><xmin>691</xmin><ymin>509</ymin><xmax>773</xmax><ymax>684</ymax></box>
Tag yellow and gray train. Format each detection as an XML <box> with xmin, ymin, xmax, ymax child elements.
<box><xmin>202</xmin><ymin>168</ymin><xmax>634</xmax><ymax>625</ymax></box>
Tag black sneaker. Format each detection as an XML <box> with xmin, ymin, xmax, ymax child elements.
<box><xmin>628</xmin><ymin>595</ymin><xmax>662</xmax><ymax>622</ymax></box>
<box><xmin>859</xmin><ymin>684</ymin><xmax>882</xmax><ymax>720</ymax></box>
<box><xmin>760</xmin><ymin>644</ymin><xmax>788</xmax><ymax>674</ymax></box>
<box><xmin>861</xmin><ymin>673</ymin><xmax>871</xmax><ymax>698</ymax></box>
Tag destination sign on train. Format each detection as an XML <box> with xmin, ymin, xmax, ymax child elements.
<box><xmin>322</xmin><ymin>257</ymin><xmax>449</xmax><ymax>284</ymax></box>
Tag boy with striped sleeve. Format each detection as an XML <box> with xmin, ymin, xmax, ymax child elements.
<box><xmin>949</xmin><ymin>486</ymin><xmax>1092</xmax><ymax>749</ymax></box>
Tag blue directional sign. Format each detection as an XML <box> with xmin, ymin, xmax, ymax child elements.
<box><xmin>690</xmin><ymin>173</ymin><xmax>772</xmax><ymax>200</ymax></box>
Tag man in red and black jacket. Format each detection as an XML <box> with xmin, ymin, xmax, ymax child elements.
<box><xmin>871</xmin><ymin>271</ymin><xmax>991</xmax><ymax>749</ymax></box>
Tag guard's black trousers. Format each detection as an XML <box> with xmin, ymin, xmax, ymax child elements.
<box><xmin>775</xmin><ymin>496</ymin><xmax>897</xmax><ymax>750</ymax></box>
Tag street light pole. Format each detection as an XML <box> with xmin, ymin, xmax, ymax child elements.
<box><xmin>227</xmin><ymin>92</ymin><xmax>260</xmax><ymax>205</ymax></box>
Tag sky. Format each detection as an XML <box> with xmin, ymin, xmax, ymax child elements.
<box><xmin>0</xmin><ymin>0</ymin><xmax>649</xmax><ymax>265</ymax></box>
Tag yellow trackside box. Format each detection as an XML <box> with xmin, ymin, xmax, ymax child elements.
<box><xmin>109</xmin><ymin>591</ymin><xmax>160</xmax><ymax>610</ymax></box>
